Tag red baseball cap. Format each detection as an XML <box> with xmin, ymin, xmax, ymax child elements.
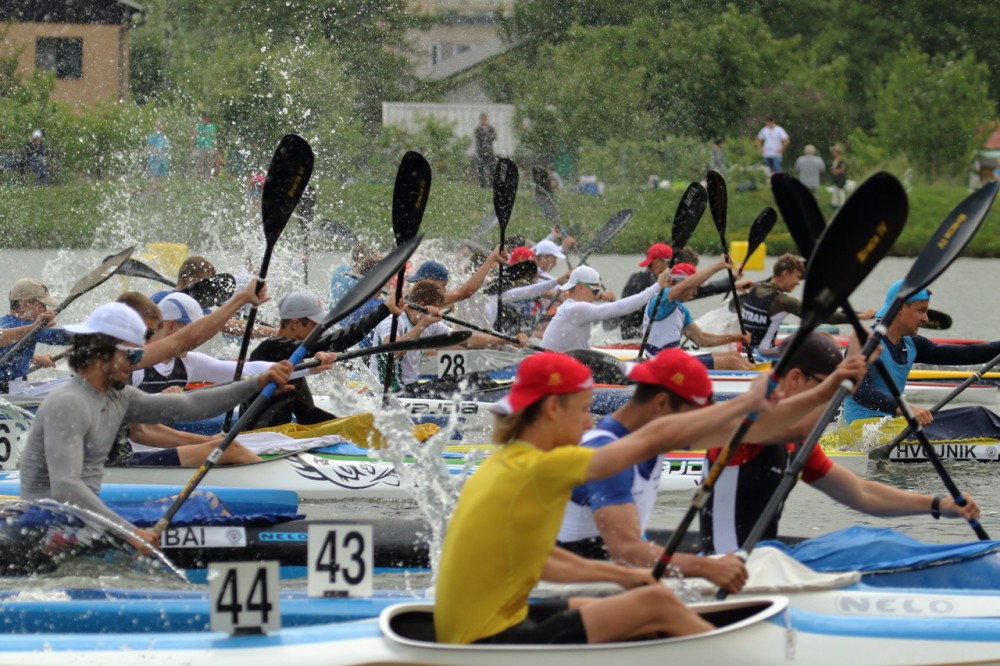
<box><xmin>639</xmin><ymin>243</ymin><xmax>673</xmax><ymax>267</ymax></box>
<box><xmin>670</xmin><ymin>263</ymin><xmax>697</xmax><ymax>279</ymax></box>
<box><xmin>509</xmin><ymin>246</ymin><xmax>536</xmax><ymax>265</ymax></box>
<box><xmin>491</xmin><ymin>352</ymin><xmax>594</xmax><ymax>415</ymax></box>
<box><xmin>626</xmin><ymin>348</ymin><xmax>713</xmax><ymax>406</ymax></box>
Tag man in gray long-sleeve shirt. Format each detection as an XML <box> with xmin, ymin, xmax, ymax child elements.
<box><xmin>19</xmin><ymin>302</ymin><xmax>293</xmax><ymax>548</ymax></box>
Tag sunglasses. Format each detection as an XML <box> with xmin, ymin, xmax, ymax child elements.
<box><xmin>115</xmin><ymin>344</ymin><xmax>144</xmax><ymax>365</ymax></box>
<box><xmin>143</xmin><ymin>321</ymin><xmax>164</xmax><ymax>342</ymax></box>
<box><xmin>580</xmin><ymin>282</ymin><xmax>601</xmax><ymax>295</ymax></box>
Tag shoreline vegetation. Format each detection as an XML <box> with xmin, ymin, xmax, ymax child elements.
<box><xmin>0</xmin><ymin>176</ymin><xmax>993</xmax><ymax>256</ymax></box>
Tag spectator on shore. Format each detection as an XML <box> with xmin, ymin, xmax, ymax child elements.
<box><xmin>794</xmin><ymin>145</ymin><xmax>826</xmax><ymax>195</ymax></box>
<box><xmin>830</xmin><ymin>145</ymin><xmax>848</xmax><ymax>210</ymax></box>
<box><xmin>755</xmin><ymin>116</ymin><xmax>790</xmax><ymax>174</ymax></box>
<box><xmin>147</xmin><ymin>122</ymin><xmax>170</xmax><ymax>184</ymax></box>
<box><xmin>474</xmin><ymin>113</ymin><xmax>496</xmax><ymax>188</ymax></box>
<box><xmin>710</xmin><ymin>138</ymin><xmax>727</xmax><ymax>176</ymax></box>
<box><xmin>25</xmin><ymin>130</ymin><xmax>49</xmax><ymax>185</ymax></box>
<box><xmin>191</xmin><ymin>112</ymin><xmax>218</xmax><ymax>178</ymax></box>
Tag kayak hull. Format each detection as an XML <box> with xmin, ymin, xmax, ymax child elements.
<box><xmin>4</xmin><ymin>596</ymin><xmax>1000</xmax><ymax>666</ymax></box>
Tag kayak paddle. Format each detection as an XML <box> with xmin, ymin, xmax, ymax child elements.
<box><xmin>224</xmin><ymin>134</ymin><xmax>314</xmax><ymax>430</ymax></box>
<box><xmin>0</xmin><ymin>246</ymin><xmax>135</xmax><ymax>368</ymax></box>
<box><xmin>382</xmin><ymin>151</ymin><xmax>431</xmax><ymax>403</ymax></box>
<box><xmin>408</xmin><ymin>302</ymin><xmax>544</xmax><ymax>352</ymax></box>
<box><xmin>707</xmin><ymin>170</ymin><xmax>752</xmax><ymax>363</ymax></box>
<box><xmin>151</xmin><ymin>234</ymin><xmax>425</xmax><ymax>539</ymax></box>
<box><xmin>653</xmin><ymin>171</ymin><xmax>907</xmax><ymax>582</ymax></box>
<box><xmin>110</xmin><ymin>257</ymin><xmax>174</xmax><ymax>287</ymax></box>
<box><xmin>493</xmin><ymin>157</ymin><xmax>518</xmax><ymax>332</ymax></box>
<box><xmin>738</xmin><ymin>207</ymin><xmax>778</xmax><ymax>274</ymax></box>
<box><xmin>181</xmin><ymin>273</ymin><xmax>236</xmax><ymax>309</ymax></box>
<box><xmin>741</xmin><ymin>176</ymin><xmax>996</xmax><ymax>569</ymax></box>
<box><xmin>636</xmin><ymin>182</ymin><xmax>706</xmax><ymax>360</ymax></box>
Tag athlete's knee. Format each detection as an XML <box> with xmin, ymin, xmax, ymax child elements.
<box><xmin>635</xmin><ymin>584</ymin><xmax>683</xmax><ymax>611</ymax></box>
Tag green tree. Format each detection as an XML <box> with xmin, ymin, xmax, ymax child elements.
<box><xmin>872</xmin><ymin>43</ymin><xmax>993</xmax><ymax>180</ymax></box>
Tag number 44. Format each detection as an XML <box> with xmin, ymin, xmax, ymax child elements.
<box><xmin>209</xmin><ymin>561</ymin><xmax>281</xmax><ymax>635</ymax></box>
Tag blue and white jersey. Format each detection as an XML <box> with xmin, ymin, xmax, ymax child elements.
<box><xmin>557</xmin><ymin>416</ymin><xmax>663</xmax><ymax>543</ymax></box>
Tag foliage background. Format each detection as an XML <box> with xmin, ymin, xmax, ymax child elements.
<box><xmin>0</xmin><ymin>0</ymin><xmax>997</xmax><ymax>251</ymax></box>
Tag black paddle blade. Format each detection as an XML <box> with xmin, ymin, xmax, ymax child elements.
<box><xmin>743</xmin><ymin>207</ymin><xmax>778</xmax><ymax>265</ymax></box>
<box><xmin>798</xmin><ymin>172</ymin><xmax>907</xmax><ymax>340</ymax></box>
<box><xmin>392</xmin><ymin>152</ymin><xmax>432</xmax><ymax>246</ymax></box>
<box><xmin>493</xmin><ymin>158</ymin><xmax>518</xmax><ymax>240</ymax></box>
<box><xmin>888</xmin><ymin>180</ymin><xmax>998</xmax><ymax>319</ymax></box>
<box><xmin>317</xmin><ymin>219</ymin><xmax>360</xmax><ymax>248</ymax></box>
<box><xmin>922</xmin><ymin>309</ymin><xmax>953</xmax><ymax>330</ymax></box>
<box><xmin>706</xmin><ymin>170</ymin><xmax>728</xmax><ymax>246</ymax></box>
<box><xmin>68</xmin><ymin>246</ymin><xmax>135</xmax><ymax>301</ymax></box>
<box><xmin>771</xmin><ymin>173</ymin><xmax>826</xmax><ymax>257</ymax></box>
<box><xmin>107</xmin><ymin>257</ymin><xmax>174</xmax><ymax>287</ymax></box>
<box><xmin>591</xmin><ymin>209</ymin><xmax>633</xmax><ymax>252</ymax></box>
<box><xmin>181</xmin><ymin>273</ymin><xmax>236</xmax><ymax>309</ymax></box>
<box><xmin>312</xmin><ymin>234</ymin><xmax>424</xmax><ymax>346</ymax></box>
<box><xmin>670</xmin><ymin>182</ymin><xmax>708</xmax><ymax>253</ymax></box>
<box><xmin>506</xmin><ymin>258</ymin><xmax>541</xmax><ymax>283</ymax></box>
<box><xmin>262</xmin><ymin>135</ymin><xmax>314</xmax><ymax>247</ymax></box>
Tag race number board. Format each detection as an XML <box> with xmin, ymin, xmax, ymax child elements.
<box><xmin>307</xmin><ymin>523</ymin><xmax>373</xmax><ymax>598</ymax></box>
<box><xmin>208</xmin><ymin>560</ymin><xmax>281</xmax><ymax>634</ymax></box>
<box><xmin>437</xmin><ymin>350</ymin><xmax>467</xmax><ymax>379</ymax></box>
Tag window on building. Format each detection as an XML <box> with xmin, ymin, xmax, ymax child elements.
<box><xmin>36</xmin><ymin>38</ymin><xmax>83</xmax><ymax>79</ymax></box>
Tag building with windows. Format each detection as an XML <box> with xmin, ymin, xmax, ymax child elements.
<box><xmin>0</xmin><ymin>0</ymin><xmax>144</xmax><ymax>105</ymax></box>
<box><xmin>406</xmin><ymin>0</ymin><xmax>514</xmax><ymax>102</ymax></box>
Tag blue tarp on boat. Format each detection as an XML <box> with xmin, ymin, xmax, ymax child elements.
<box><xmin>761</xmin><ymin>526</ymin><xmax>1000</xmax><ymax>590</ymax></box>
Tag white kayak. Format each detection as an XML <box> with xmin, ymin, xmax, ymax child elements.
<box><xmin>0</xmin><ymin>450</ymin><xmax>702</xmax><ymax>500</ymax></box>
<box><xmin>6</xmin><ymin>594</ymin><xmax>1000</xmax><ymax>666</ymax></box>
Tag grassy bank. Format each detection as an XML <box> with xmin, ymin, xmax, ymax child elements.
<box><xmin>0</xmin><ymin>175</ymin><xmax>994</xmax><ymax>256</ymax></box>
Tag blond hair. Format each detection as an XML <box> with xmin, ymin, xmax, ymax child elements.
<box><xmin>491</xmin><ymin>394</ymin><xmax>572</xmax><ymax>444</ymax></box>
<box><xmin>117</xmin><ymin>291</ymin><xmax>161</xmax><ymax>325</ymax></box>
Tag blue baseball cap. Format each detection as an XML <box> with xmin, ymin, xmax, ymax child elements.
<box><xmin>876</xmin><ymin>279</ymin><xmax>930</xmax><ymax>319</ymax></box>
<box><xmin>407</xmin><ymin>260</ymin><xmax>449</xmax><ymax>283</ymax></box>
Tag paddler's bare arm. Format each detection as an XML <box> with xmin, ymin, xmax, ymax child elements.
<box><xmin>744</xmin><ymin>354</ymin><xmax>869</xmax><ymax>443</ymax></box>
<box><xmin>541</xmin><ymin>546</ymin><xmax>654</xmax><ymax>589</ymax></box>
<box><xmin>586</xmin><ymin>376</ymin><xmax>776</xmax><ymax>482</ymax></box>
<box><xmin>136</xmin><ymin>279</ymin><xmax>270</xmax><ymax>368</ymax></box>
<box><xmin>444</xmin><ymin>245</ymin><xmax>504</xmax><ymax>306</ymax></box>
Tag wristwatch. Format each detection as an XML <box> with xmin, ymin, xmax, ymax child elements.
<box><xmin>930</xmin><ymin>495</ymin><xmax>942</xmax><ymax>520</ymax></box>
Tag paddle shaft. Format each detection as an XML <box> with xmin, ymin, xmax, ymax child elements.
<box><xmin>223</xmin><ymin>246</ymin><xmax>272</xmax><ymax>431</ymax></box>
<box><xmin>152</xmin><ymin>234</ymin><xmax>424</xmax><ymax>537</ymax></box>
<box><xmin>719</xmin><ymin>310</ymin><xmax>990</xmax><ymax>599</ymax></box>
<box><xmin>637</xmin><ymin>185</ymin><xmax>705</xmax><ymax>360</ymax></box>
<box><xmin>382</xmin><ymin>152</ymin><xmax>431</xmax><ymax>404</ymax></box>
<box><xmin>840</xmin><ymin>312</ymin><xmax>988</xmax><ymax>540</ymax></box>
<box><xmin>651</xmin><ymin>397</ymin><xmax>773</xmax><ymax>580</ymax></box>
<box><xmin>526</xmin><ymin>210</ymin><xmax>633</xmax><ymax>333</ymax></box>
<box><xmin>407</xmin><ymin>303</ymin><xmax>544</xmax><ymax>352</ymax></box>
<box><xmin>225</xmin><ymin>136</ymin><xmax>314</xmax><ymax>430</ymax></box>
<box><xmin>151</xmin><ymin>369</ymin><xmax>290</xmax><ymax>536</ymax></box>
<box><xmin>0</xmin><ymin>247</ymin><xmax>135</xmax><ymax>368</ymax></box>
<box><xmin>870</xmin><ymin>350</ymin><xmax>1000</xmax><ymax>459</ymax></box>
<box><xmin>721</xmin><ymin>263</ymin><xmax>751</xmax><ymax>364</ymax></box>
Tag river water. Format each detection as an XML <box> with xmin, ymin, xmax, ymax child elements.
<box><xmin>3</xmin><ymin>246</ymin><xmax>1000</xmax><ymax>589</ymax></box>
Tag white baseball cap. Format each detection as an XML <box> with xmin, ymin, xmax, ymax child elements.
<box><xmin>64</xmin><ymin>302</ymin><xmax>147</xmax><ymax>346</ymax></box>
<box><xmin>559</xmin><ymin>265</ymin><xmax>601</xmax><ymax>291</ymax></box>
<box><xmin>158</xmin><ymin>292</ymin><xmax>204</xmax><ymax>324</ymax></box>
<box><xmin>532</xmin><ymin>239</ymin><xmax>566</xmax><ymax>260</ymax></box>
<box><xmin>277</xmin><ymin>291</ymin><xmax>325</xmax><ymax>323</ymax></box>
<box><xmin>31</xmin><ymin>130</ymin><xmax>41</xmax><ymax>139</ymax></box>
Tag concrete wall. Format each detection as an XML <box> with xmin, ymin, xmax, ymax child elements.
<box><xmin>2</xmin><ymin>22</ymin><xmax>129</xmax><ymax>105</ymax></box>
<box><xmin>382</xmin><ymin>102</ymin><xmax>517</xmax><ymax>157</ymax></box>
